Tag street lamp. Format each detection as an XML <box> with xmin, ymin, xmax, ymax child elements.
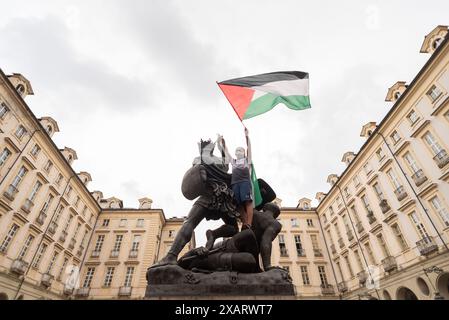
<box><xmin>423</xmin><ymin>266</ymin><xmax>444</xmax><ymax>300</ymax></box>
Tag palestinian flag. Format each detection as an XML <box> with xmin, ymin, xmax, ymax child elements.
<box><xmin>218</xmin><ymin>71</ymin><xmax>310</xmax><ymax>121</ymax></box>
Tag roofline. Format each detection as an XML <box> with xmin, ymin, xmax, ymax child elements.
<box><xmin>316</xmin><ymin>31</ymin><xmax>449</xmax><ymax>212</ymax></box>
<box><xmin>0</xmin><ymin>69</ymin><xmax>101</xmax><ymax>211</ymax></box>
<box><xmin>100</xmin><ymin>207</ymin><xmax>167</xmax><ymax>221</ymax></box>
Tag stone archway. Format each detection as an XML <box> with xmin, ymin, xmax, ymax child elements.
<box><xmin>0</xmin><ymin>292</ymin><xmax>9</xmax><ymax>300</ymax></box>
<box><xmin>383</xmin><ymin>290</ymin><xmax>392</xmax><ymax>300</ymax></box>
<box><xmin>436</xmin><ymin>272</ymin><xmax>449</xmax><ymax>299</ymax></box>
<box><xmin>396</xmin><ymin>286</ymin><xmax>419</xmax><ymax>300</ymax></box>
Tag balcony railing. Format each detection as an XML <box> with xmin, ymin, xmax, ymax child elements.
<box><xmin>411</xmin><ymin>169</ymin><xmax>428</xmax><ymax>187</ymax></box>
<box><xmin>313</xmin><ymin>249</ymin><xmax>323</xmax><ymax>257</ymax></box>
<box><xmin>337</xmin><ymin>281</ymin><xmax>348</xmax><ymax>293</ymax></box>
<box><xmin>338</xmin><ymin>237</ymin><xmax>345</xmax><ymax>249</ymax></box>
<box><xmin>379</xmin><ymin>199</ymin><xmax>391</xmax><ymax>214</ymax></box>
<box><xmin>35</xmin><ymin>212</ymin><xmax>47</xmax><ymax>226</ymax></box>
<box><xmin>381</xmin><ymin>256</ymin><xmax>398</xmax><ymax>273</ymax></box>
<box><xmin>21</xmin><ymin>199</ymin><xmax>34</xmax><ymax>213</ymax></box>
<box><xmin>110</xmin><ymin>250</ymin><xmax>120</xmax><ymax>258</ymax></box>
<box><xmin>366</xmin><ymin>211</ymin><xmax>377</xmax><ymax>224</ymax></box>
<box><xmin>91</xmin><ymin>250</ymin><xmax>100</xmax><ymax>258</ymax></box>
<box><xmin>320</xmin><ymin>284</ymin><xmax>335</xmax><ymax>295</ymax></box>
<box><xmin>59</xmin><ymin>230</ymin><xmax>67</xmax><ymax>243</ymax></box>
<box><xmin>63</xmin><ymin>285</ymin><xmax>74</xmax><ymax>296</ymax></box>
<box><xmin>75</xmin><ymin>287</ymin><xmax>90</xmax><ymax>297</ymax></box>
<box><xmin>118</xmin><ymin>286</ymin><xmax>132</xmax><ymax>296</ymax></box>
<box><xmin>357</xmin><ymin>271</ymin><xmax>367</xmax><ymax>286</ymax></box>
<box><xmin>330</xmin><ymin>244</ymin><xmax>336</xmax><ymax>254</ymax></box>
<box><xmin>356</xmin><ymin>221</ymin><xmax>364</xmax><ymax>234</ymax></box>
<box><xmin>48</xmin><ymin>221</ymin><xmax>58</xmax><ymax>235</ymax></box>
<box><xmin>433</xmin><ymin>149</ymin><xmax>449</xmax><ymax>168</ymax></box>
<box><xmin>41</xmin><ymin>273</ymin><xmax>54</xmax><ymax>288</ymax></box>
<box><xmin>10</xmin><ymin>259</ymin><xmax>29</xmax><ymax>275</ymax></box>
<box><xmin>129</xmin><ymin>250</ymin><xmax>138</xmax><ymax>258</ymax></box>
<box><xmin>68</xmin><ymin>238</ymin><xmax>76</xmax><ymax>250</ymax></box>
<box><xmin>416</xmin><ymin>236</ymin><xmax>438</xmax><ymax>256</ymax></box>
<box><xmin>394</xmin><ymin>186</ymin><xmax>408</xmax><ymax>201</ymax></box>
<box><xmin>347</xmin><ymin>230</ymin><xmax>354</xmax><ymax>241</ymax></box>
<box><xmin>4</xmin><ymin>184</ymin><xmax>18</xmax><ymax>200</ymax></box>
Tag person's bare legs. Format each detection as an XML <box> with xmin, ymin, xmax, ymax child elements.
<box><xmin>238</xmin><ymin>205</ymin><xmax>247</xmax><ymax>226</ymax></box>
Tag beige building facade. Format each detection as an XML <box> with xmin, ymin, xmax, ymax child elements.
<box><xmin>0</xmin><ymin>25</ymin><xmax>448</xmax><ymax>300</ymax></box>
<box><xmin>312</xmin><ymin>25</ymin><xmax>449</xmax><ymax>300</ymax></box>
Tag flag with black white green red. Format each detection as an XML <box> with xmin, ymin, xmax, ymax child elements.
<box><xmin>217</xmin><ymin>71</ymin><xmax>311</xmax><ymax>121</ymax></box>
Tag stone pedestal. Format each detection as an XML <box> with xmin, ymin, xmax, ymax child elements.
<box><xmin>145</xmin><ymin>265</ymin><xmax>295</xmax><ymax>299</ymax></box>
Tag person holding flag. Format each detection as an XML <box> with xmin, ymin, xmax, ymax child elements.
<box><xmin>217</xmin><ymin>128</ymin><xmax>253</xmax><ymax>230</ymax></box>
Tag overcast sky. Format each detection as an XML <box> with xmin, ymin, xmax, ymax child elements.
<box><xmin>1</xmin><ymin>0</ymin><xmax>447</xmax><ymax>246</ymax></box>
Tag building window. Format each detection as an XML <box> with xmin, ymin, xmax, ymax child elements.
<box><xmin>306</xmin><ymin>219</ymin><xmax>314</xmax><ymax>227</ymax></box>
<box><xmin>55</xmin><ymin>173</ymin><xmax>63</xmax><ymax>186</ymax></box>
<box><xmin>11</xmin><ymin>166</ymin><xmax>28</xmax><ymax>189</ymax></box>
<box><xmin>278</xmin><ymin>234</ymin><xmax>288</xmax><ymax>256</ymax></box>
<box><xmin>360</xmin><ymin>195</ymin><xmax>372</xmax><ymax>214</ymax></box>
<box><xmin>317</xmin><ymin>266</ymin><xmax>329</xmax><ymax>286</ymax></box>
<box><xmin>291</xmin><ymin>218</ymin><xmax>299</xmax><ymax>228</ymax></box>
<box><xmin>137</xmin><ymin>219</ymin><xmax>144</xmax><ymax>228</ymax></box>
<box><xmin>124</xmin><ymin>267</ymin><xmax>135</xmax><ymax>287</ymax></box>
<box><xmin>30</xmin><ymin>144</ymin><xmax>41</xmax><ymax>157</ymax></box>
<box><xmin>423</xmin><ymin>131</ymin><xmax>444</xmax><ymax>156</ymax></box>
<box><xmin>73</xmin><ymin>196</ymin><xmax>80</xmax><ymax>209</ymax></box>
<box><xmin>310</xmin><ymin>234</ymin><xmax>320</xmax><ymax>252</ymax></box>
<box><xmin>16</xmin><ymin>84</ymin><xmax>25</xmax><ymax>95</ymax></box>
<box><xmin>344</xmin><ymin>187</ymin><xmax>350</xmax><ymax>198</ymax></box>
<box><xmin>303</xmin><ymin>202</ymin><xmax>310</xmax><ymax>209</ymax></box>
<box><xmin>387</xmin><ymin>169</ymin><xmax>402</xmax><ymax>190</ymax></box>
<box><xmin>119</xmin><ymin>219</ymin><xmax>127</xmax><ymax>227</ymax></box>
<box><xmin>407</xmin><ymin>110</ymin><xmax>420</xmax><ymax>125</ymax></box>
<box><xmin>336</xmin><ymin>261</ymin><xmax>344</xmax><ymax>280</ymax></box>
<box><xmin>102</xmin><ymin>219</ymin><xmax>110</xmax><ymax>227</ymax></box>
<box><xmin>46</xmin><ymin>251</ymin><xmax>59</xmax><ymax>274</ymax></box>
<box><xmin>394</xmin><ymin>91</ymin><xmax>401</xmax><ymax>100</ymax></box>
<box><xmin>0</xmin><ymin>224</ymin><xmax>20</xmax><ymax>253</ymax></box>
<box><xmin>52</xmin><ymin>205</ymin><xmax>64</xmax><ymax>224</ymax></box>
<box><xmin>427</xmin><ymin>85</ymin><xmax>442</xmax><ymax>102</ymax></box>
<box><xmin>372</xmin><ymin>182</ymin><xmax>384</xmax><ymax>201</ymax></box>
<box><xmin>41</xmin><ymin>194</ymin><xmax>54</xmax><ymax>214</ymax></box>
<box><xmin>336</xmin><ymin>196</ymin><xmax>343</xmax><ymax>208</ymax></box>
<box><xmin>103</xmin><ymin>267</ymin><xmax>115</xmax><ymax>287</ymax></box>
<box><xmin>113</xmin><ymin>235</ymin><xmax>123</xmax><ymax>252</ymax></box>
<box><xmin>342</xmin><ymin>215</ymin><xmax>351</xmax><ymax>234</ymax></box>
<box><xmin>391</xmin><ymin>223</ymin><xmax>408</xmax><ymax>251</ymax></box>
<box><xmin>328</xmin><ymin>206</ymin><xmax>335</xmax><ymax>216</ymax></box>
<box><xmin>94</xmin><ymin>235</ymin><xmax>105</xmax><ymax>253</ymax></box>
<box><xmin>334</xmin><ymin>222</ymin><xmax>342</xmax><ymax>239</ymax></box>
<box><xmin>376</xmin><ymin>233</ymin><xmax>390</xmax><ymax>258</ymax></box>
<box><xmin>350</xmin><ymin>206</ymin><xmax>361</xmax><ymax>224</ymax></box>
<box><xmin>363</xmin><ymin>162</ymin><xmax>372</xmax><ymax>176</ymax></box>
<box><xmin>390</xmin><ymin>130</ymin><xmax>401</xmax><ymax>145</ymax></box>
<box><xmin>376</xmin><ymin>148</ymin><xmax>385</xmax><ymax>161</ymax></box>
<box><xmin>58</xmin><ymin>257</ymin><xmax>69</xmax><ymax>280</ymax></box>
<box><xmin>63</xmin><ymin>215</ymin><xmax>74</xmax><ymax>233</ymax></box>
<box><xmin>353</xmin><ymin>175</ymin><xmax>361</xmax><ymax>187</ymax></box>
<box><xmin>0</xmin><ymin>148</ymin><xmax>11</xmax><ymax>167</ymax></box>
<box><xmin>131</xmin><ymin>235</ymin><xmax>141</xmax><ymax>252</ymax></box>
<box><xmin>66</xmin><ymin>185</ymin><xmax>73</xmax><ymax>198</ymax></box>
<box><xmin>27</xmin><ymin>181</ymin><xmax>42</xmax><ymax>203</ymax></box>
<box><xmin>344</xmin><ymin>256</ymin><xmax>354</xmax><ymax>277</ymax></box>
<box><xmin>44</xmin><ymin>160</ymin><xmax>53</xmax><ymax>173</ymax></box>
<box><xmin>429</xmin><ymin>196</ymin><xmax>449</xmax><ymax>227</ymax></box>
<box><xmin>83</xmin><ymin>267</ymin><xmax>95</xmax><ymax>288</ymax></box>
<box><xmin>0</xmin><ymin>102</ymin><xmax>10</xmax><ymax>119</ymax></box>
<box><xmin>363</xmin><ymin>242</ymin><xmax>376</xmax><ymax>265</ymax></box>
<box><xmin>15</xmin><ymin>125</ymin><xmax>27</xmax><ymax>140</ymax></box>
<box><xmin>300</xmin><ymin>266</ymin><xmax>310</xmax><ymax>285</ymax></box>
<box><xmin>32</xmin><ymin>243</ymin><xmax>48</xmax><ymax>269</ymax></box>
<box><xmin>294</xmin><ymin>235</ymin><xmax>303</xmax><ymax>256</ymax></box>
<box><xmin>18</xmin><ymin>234</ymin><xmax>35</xmax><ymax>260</ymax></box>
<box><xmin>409</xmin><ymin>212</ymin><xmax>430</xmax><ymax>241</ymax></box>
<box><xmin>403</xmin><ymin>152</ymin><xmax>421</xmax><ymax>175</ymax></box>
<box><xmin>354</xmin><ymin>249</ymin><xmax>364</xmax><ymax>270</ymax></box>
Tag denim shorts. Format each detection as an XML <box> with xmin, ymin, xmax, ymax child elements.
<box><xmin>232</xmin><ymin>180</ymin><xmax>252</xmax><ymax>205</ymax></box>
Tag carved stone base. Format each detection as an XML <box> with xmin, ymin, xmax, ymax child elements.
<box><xmin>145</xmin><ymin>265</ymin><xmax>295</xmax><ymax>298</ymax></box>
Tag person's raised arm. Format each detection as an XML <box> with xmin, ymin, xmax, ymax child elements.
<box><xmin>217</xmin><ymin>134</ymin><xmax>233</xmax><ymax>164</ymax></box>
